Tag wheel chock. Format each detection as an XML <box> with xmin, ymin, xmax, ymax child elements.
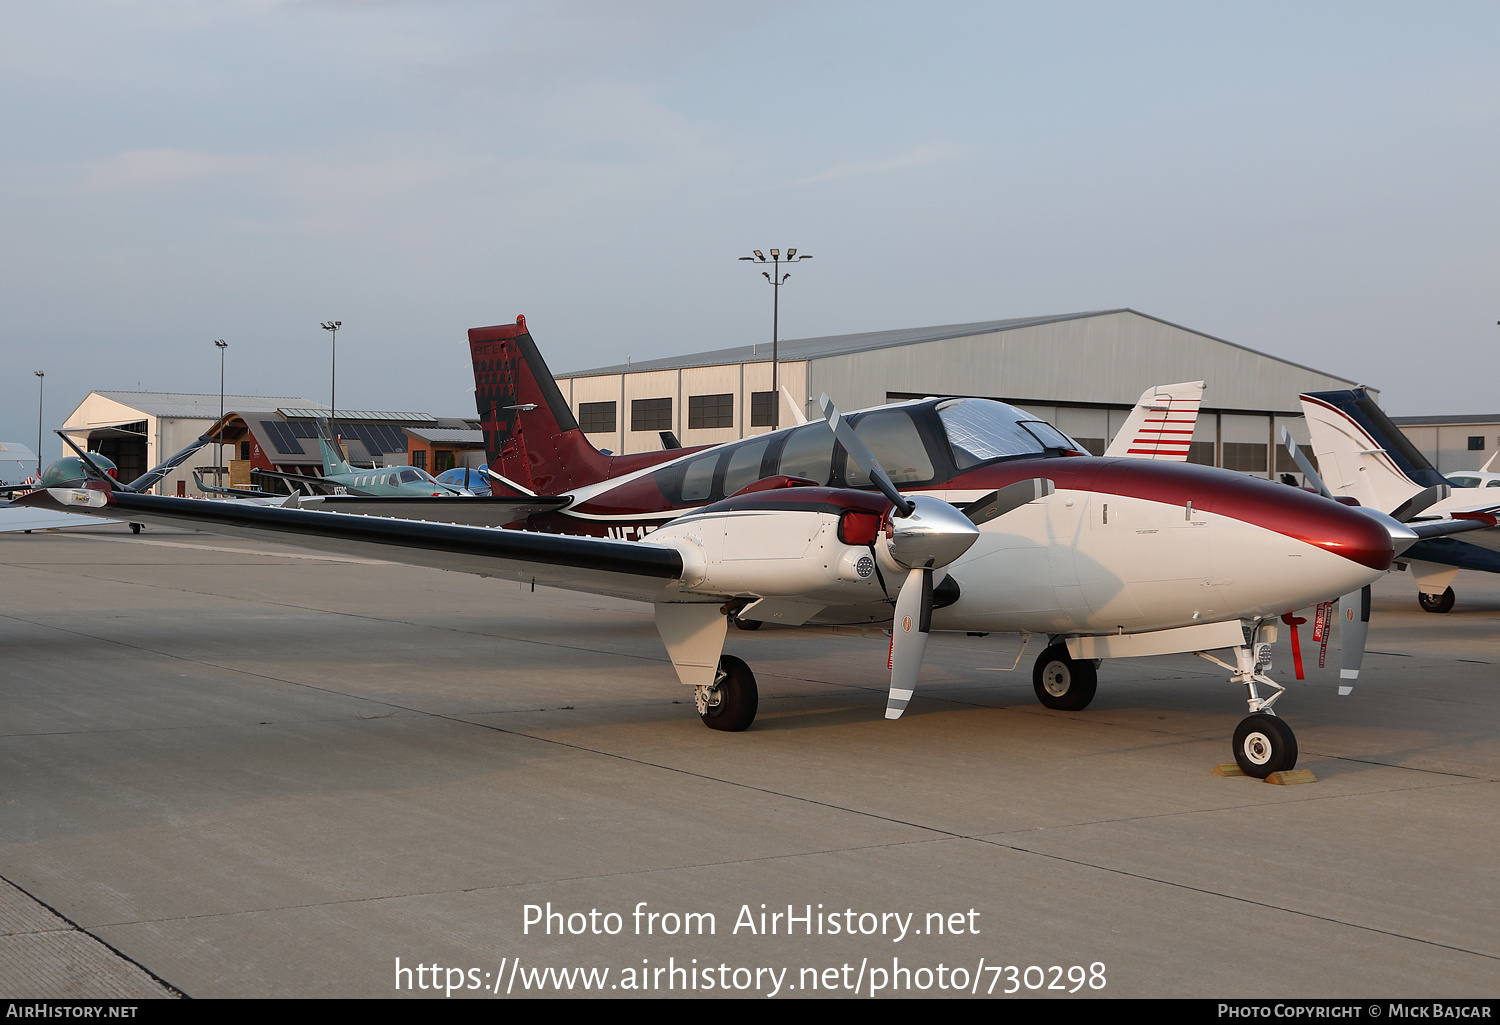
<box><xmin>1265</xmin><ymin>769</ymin><xmax>1317</xmax><ymax>785</ymax></box>
<box><xmin>1211</xmin><ymin>763</ymin><xmax>1245</xmax><ymax>776</ymax></box>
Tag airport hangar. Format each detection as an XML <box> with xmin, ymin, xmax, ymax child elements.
<box><xmin>56</xmin><ymin>308</ymin><xmax>1365</xmax><ymax>495</ymax></box>
<box><xmin>59</xmin><ymin>391</ymin><xmax>485</xmax><ymax>496</ymax></box>
<box><xmin>1390</xmin><ymin>412</ymin><xmax>1500</xmax><ymax>475</ymax></box>
<box><xmin>554</xmin><ymin>308</ymin><xmax>1365</xmax><ymax>479</ymax></box>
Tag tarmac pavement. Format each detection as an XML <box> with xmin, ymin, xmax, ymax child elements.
<box><xmin>0</xmin><ymin>523</ymin><xmax>1496</xmax><ymax>998</ymax></box>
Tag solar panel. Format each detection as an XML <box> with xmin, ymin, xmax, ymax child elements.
<box><xmin>259</xmin><ymin>420</ymin><xmax>305</xmax><ymax>455</ymax></box>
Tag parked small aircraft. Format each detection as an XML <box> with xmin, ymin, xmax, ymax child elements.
<box><xmin>470</xmin><ymin>319</ymin><xmax>1206</xmax><ymax>539</ymax></box>
<box><xmin>1444</xmin><ymin>451</ymin><xmax>1500</xmax><ymax>491</ymax></box>
<box><xmin>22</xmin><ymin>336</ymin><xmax>1472</xmax><ymax>778</ymax></box>
<box><xmin>1</xmin><ymin>430</ymin><xmax>214</xmax><ymax>533</ymax></box>
<box><xmin>248</xmin><ymin>418</ymin><xmax>473</xmax><ymax>499</ymax></box>
<box><xmin>1299</xmin><ymin>389</ymin><xmax>1500</xmax><ymax>613</ymax></box>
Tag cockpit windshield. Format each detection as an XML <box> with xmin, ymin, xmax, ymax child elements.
<box><xmin>936</xmin><ymin>398</ymin><xmax>1081</xmax><ymax>468</ymax></box>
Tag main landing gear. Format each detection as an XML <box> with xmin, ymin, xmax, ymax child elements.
<box><xmin>1031</xmin><ymin>644</ymin><xmax>1098</xmax><ymax>711</ymax></box>
<box><xmin>1197</xmin><ymin>635</ymin><xmax>1299</xmax><ymax>779</ymax></box>
<box><xmin>695</xmin><ymin>654</ymin><xmax>758</xmax><ymax>732</ymax></box>
<box><xmin>1419</xmin><ymin>587</ymin><xmax>1456</xmax><ymax>614</ymax></box>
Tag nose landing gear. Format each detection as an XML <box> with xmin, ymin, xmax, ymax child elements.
<box><xmin>1198</xmin><ymin>640</ymin><xmax>1299</xmax><ymax>779</ymax></box>
<box><xmin>1232</xmin><ymin>713</ymin><xmax>1298</xmax><ymax>777</ymax></box>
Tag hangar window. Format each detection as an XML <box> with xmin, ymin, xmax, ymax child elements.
<box><xmin>579</xmin><ymin>401</ymin><xmax>616</xmax><ymax>434</ymax></box>
<box><xmin>689</xmin><ymin>393</ymin><xmax>734</xmax><ymax>429</ymax></box>
<box><xmin>1469</xmin><ymin>436</ymin><xmax>1485</xmax><ymax>451</ymax></box>
<box><xmin>1222</xmin><ymin>443</ymin><xmax>1268</xmax><ymax>474</ymax></box>
<box><xmin>631</xmin><ymin>398</ymin><xmax>672</xmax><ymax>432</ymax></box>
<box><xmin>750</xmin><ymin>391</ymin><xmax>777</xmax><ymax>427</ymax></box>
<box><xmin>1186</xmin><ymin>442</ymin><xmax>1216</xmax><ymax>466</ymax></box>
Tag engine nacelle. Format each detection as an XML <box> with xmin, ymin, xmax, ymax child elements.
<box><xmin>644</xmin><ymin>486</ymin><xmax>891</xmax><ymax>600</ymax></box>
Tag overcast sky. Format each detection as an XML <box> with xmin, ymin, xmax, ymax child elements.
<box><xmin>2</xmin><ymin>1</ymin><xmax>1497</xmax><ymax>463</ymax></box>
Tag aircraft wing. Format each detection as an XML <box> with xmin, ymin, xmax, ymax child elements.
<box><xmin>17</xmin><ymin>487</ymin><xmax>683</xmax><ymax>603</ymax></box>
<box><xmin>1104</xmin><ymin>381</ymin><xmax>1204</xmax><ymax>460</ymax></box>
<box><xmin>293</xmin><ymin>495</ymin><xmax>570</xmax><ymax>526</ymax></box>
<box><xmin>0</xmin><ymin>500</ymin><xmax>117</xmax><ymax>532</ymax></box>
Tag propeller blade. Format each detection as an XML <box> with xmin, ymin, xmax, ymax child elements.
<box><xmin>1280</xmin><ymin>428</ymin><xmax>1332</xmax><ymax>500</ymax></box>
<box><xmin>963</xmin><ymin>478</ymin><xmax>1056</xmax><ymax>525</ymax></box>
<box><xmin>819</xmin><ymin>393</ymin><xmax>914</xmax><ymax>517</ymax></box>
<box><xmin>1338</xmin><ymin>584</ymin><xmax>1371</xmax><ymax>695</ymax></box>
<box><xmin>53</xmin><ymin>430</ymin><xmax>117</xmax><ymax>484</ymax></box>
<box><xmin>1389</xmin><ymin>484</ymin><xmax>1452</xmax><ymax>523</ymax></box>
<box><xmin>887</xmin><ymin>565</ymin><xmax>933</xmax><ymax>719</ymax></box>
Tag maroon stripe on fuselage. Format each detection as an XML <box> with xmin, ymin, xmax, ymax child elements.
<box><xmin>694</xmin><ymin>486</ymin><xmax>891</xmax><ymax>518</ymax></box>
<box><xmin>947</xmin><ymin>457</ymin><xmax>1394</xmax><ymax>570</ymax></box>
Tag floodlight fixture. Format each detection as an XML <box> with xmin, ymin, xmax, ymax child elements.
<box><xmin>214</xmin><ymin>340</ymin><xmax>228</xmax><ymax>487</ymax></box>
<box><xmin>33</xmin><ymin>371</ymin><xmax>44</xmax><ymax>476</ymax></box>
<box><xmin>737</xmin><ymin>248</ymin><xmax>813</xmax><ymax>430</ymax></box>
<box><xmin>322</xmin><ymin>321</ymin><xmax>342</xmax><ymax>432</ymax></box>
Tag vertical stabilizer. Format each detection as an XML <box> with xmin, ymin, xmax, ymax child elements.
<box><xmin>468</xmin><ymin>317</ymin><xmax>615</xmax><ymax>496</ymax></box>
<box><xmin>314</xmin><ymin>419</ymin><xmax>354</xmax><ymax>476</ymax></box>
<box><xmin>1104</xmin><ymin>381</ymin><xmax>1205</xmax><ymax>460</ymax></box>
<box><xmin>469</xmin><ymin>315</ymin><xmax>712</xmax><ymax>497</ymax></box>
<box><xmin>1299</xmin><ymin>389</ymin><xmax>1446</xmax><ymax>514</ymax></box>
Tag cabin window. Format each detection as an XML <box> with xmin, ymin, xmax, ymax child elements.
<box><xmin>681</xmin><ymin>453</ymin><xmax>720</xmax><ymax>501</ymax></box>
<box><xmin>723</xmin><ymin>438</ymin><xmax>772</xmax><ymax>495</ymax></box>
<box><xmin>936</xmin><ymin>398</ymin><xmax>1060</xmax><ymax>468</ymax></box>
<box><xmin>776</xmin><ymin>422</ymin><xmax>835</xmax><ymax>485</ymax></box>
<box><xmin>843</xmin><ymin>411</ymin><xmax>934</xmax><ymax>486</ymax></box>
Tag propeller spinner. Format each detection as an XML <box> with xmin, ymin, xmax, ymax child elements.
<box><xmin>818</xmin><ymin>394</ymin><xmax>990</xmax><ymax>719</ymax></box>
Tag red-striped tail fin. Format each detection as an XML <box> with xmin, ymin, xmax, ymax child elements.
<box><xmin>1105</xmin><ymin>381</ymin><xmax>1205</xmax><ymax>461</ymax></box>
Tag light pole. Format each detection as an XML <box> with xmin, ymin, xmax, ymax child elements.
<box><xmin>213</xmin><ymin>340</ymin><xmax>228</xmax><ymax>487</ymax></box>
<box><xmin>321</xmin><ymin>320</ymin><xmax>341</xmax><ymax>442</ymax></box>
<box><xmin>738</xmin><ymin>248</ymin><xmax>812</xmax><ymax>429</ymax></box>
<box><xmin>33</xmin><ymin>371</ymin><xmax>44</xmax><ymax>476</ymax></box>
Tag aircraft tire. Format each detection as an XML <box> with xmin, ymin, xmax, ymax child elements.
<box><xmin>1232</xmin><ymin>713</ymin><xmax>1298</xmax><ymax>779</ymax></box>
<box><xmin>699</xmin><ymin>655</ymin><xmax>758</xmax><ymax>732</ymax></box>
<box><xmin>1418</xmin><ymin>588</ymin><xmax>1455</xmax><ymax>614</ymax></box>
<box><xmin>129</xmin><ymin>523</ymin><xmax>142</xmax><ymax>534</ymax></box>
<box><xmin>1032</xmin><ymin>645</ymin><xmax>1098</xmax><ymax>711</ymax></box>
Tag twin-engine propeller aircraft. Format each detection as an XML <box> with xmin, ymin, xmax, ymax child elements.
<box><xmin>469</xmin><ymin>319</ymin><xmax>1207</xmax><ymax>540</ymax></box>
<box><xmin>1298</xmin><ymin>388</ymin><xmax>1500</xmax><ymax>614</ymax></box>
<box><xmin>24</xmin><ymin>322</ymin><xmax>1478</xmax><ymax>779</ymax></box>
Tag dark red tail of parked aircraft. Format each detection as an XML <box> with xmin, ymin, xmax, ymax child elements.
<box><xmin>468</xmin><ymin>316</ymin><xmax>693</xmax><ymax>496</ymax></box>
